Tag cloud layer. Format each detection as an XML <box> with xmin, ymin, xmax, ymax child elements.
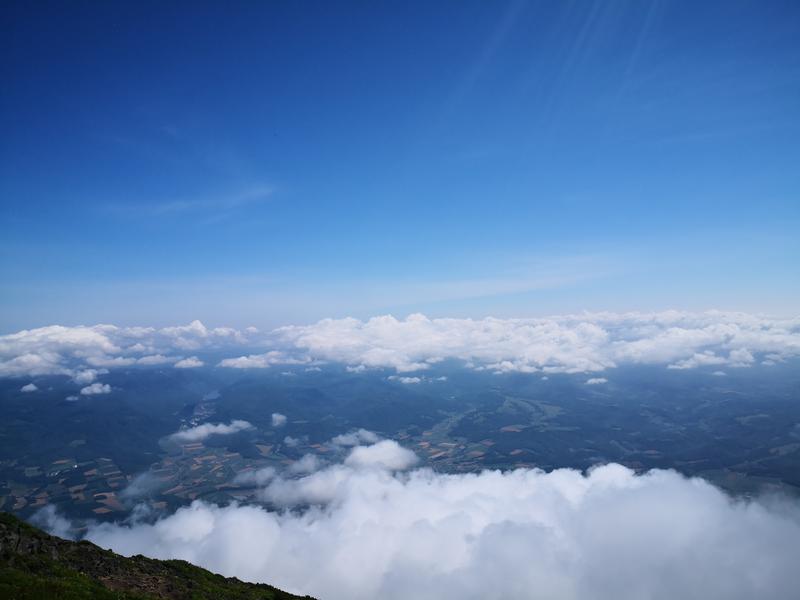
<box><xmin>0</xmin><ymin>320</ymin><xmax>254</xmax><ymax>378</ymax></box>
<box><xmin>83</xmin><ymin>440</ymin><xmax>800</xmax><ymax>600</ymax></box>
<box><xmin>276</xmin><ymin>311</ymin><xmax>800</xmax><ymax>374</ymax></box>
<box><xmin>2</xmin><ymin>311</ymin><xmax>799</xmax><ymax>380</ymax></box>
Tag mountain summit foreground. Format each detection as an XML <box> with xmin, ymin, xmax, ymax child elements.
<box><xmin>0</xmin><ymin>512</ymin><xmax>315</xmax><ymax>599</ymax></box>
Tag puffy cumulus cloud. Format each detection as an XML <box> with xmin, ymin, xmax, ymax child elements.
<box><xmin>254</xmin><ymin>441</ymin><xmax>417</xmax><ymax>507</ymax></box>
<box><xmin>667</xmin><ymin>351</ymin><xmax>728</xmax><ymax>370</ymax></box>
<box><xmin>80</xmin><ymin>382</ymin><xmax>111</xmax><ymax>395</ymax></box>
<box><xmin>0</xmin><ymin>321</ymin><xmax>258</xmax><ymax>379</ymax></box>
<box><xmin>174</xmin><ymin>356</ymin><xmax>204</xmax><ymax>369</ymax></box>
<box><xmin>585</xmin><ymin>377</ymin><xmax>607</xmax><ymax>385</ymax></box>
<box><xmin>83</xmin><ymin>449</ymin><xmax>800</xmax><ymax>600</ymax></box>
<box><xmin>283</xmin><ymin>436</ymin><xmax>300</xmax><ymax>448</ymax></box>
<box><xmin>276</xmin><ymin>311</ymin><xmax>800</xmax><ymax>375</ymax></box>
<box><xmin>288</xmin><ymin>454</ymin><xmax>322</xmax><ymax>475</ymax></box>
<box><xmin>20</xmin><ymin>382</ymin><xmax>38</xmax><ymax>392</ymax></box>
<box><xmin>170</xmin><ymin>420</ymin><xmax>254</xmax><ymax>443</ymax></box>
<box><xmin>234</xmin><ymin>466</ymin><xmax>277</xmax><ymax>487</ymax></box>
<box><xmin>0</xmin><ymin>352</ymin><xmax>72</xmax><ymax>378</ymax></box>
<box><xmin>344</xmin><ymin>440</ymin><xmax>418</xmax><ymax>471</ymax></box>
<box><xmin>218</xmin><ymin>350</ymin><xmax>307</xmax><ymax>369</ymax></box>
<box><xmin>331</xmin><ymin>429</ymin><xmax>380</xmax><ymax>447</ymax></box>
<box><xmin>271</xmin><ymin>413</ymin><xmax>287</xmax><ymax>427</ymax></box>
<box><xmin>73</xmin><ymin>369</ymin><xmax>106</xmax><ymax>385</ymax></box>
<box><xmin>0</xmin><ymin>325</ymin><xmax>120</xmax><ymax>378</ymax></box>
<box><xmin>159</xmin><ymin>321</ymin><xmax>248</xmax><ymax>350</ymax></box>
<box><xmin>388</xmin><ymin>375</ymin><xmax>421</xmax><ymax>384</ymax></box>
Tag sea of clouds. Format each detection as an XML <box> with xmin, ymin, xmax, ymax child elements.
<box><xmin>70</xmin><ymin>437</ymin><xmax>800</xmax><ymax>600</ymax></box>
<box><xmin>7</xmin><ymin>311</ymin><xmax>796</xmax><ymax>600</ymax></box>
<box><xmin>2</xmin><ymin>312</ymin><xmax>799</xmax><ymax>390</ymax></box>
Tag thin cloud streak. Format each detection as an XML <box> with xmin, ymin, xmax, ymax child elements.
<box><xmin>105</xmin><ymin>185</ymin><xmax>273</xmax><ymax>218</ymax></box>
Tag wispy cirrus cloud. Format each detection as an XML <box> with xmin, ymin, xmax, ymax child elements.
<box><xmin>106</xmin><ymin>185</ymin><xmax>273</xmax><ymax>219</ymax></box>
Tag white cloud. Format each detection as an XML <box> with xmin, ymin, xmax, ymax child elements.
<box><xmin>136</xmin><ymin>354</ymin><xmax>177</xmax><ymax>366</ymax></box>
<box><xmin>80</xmin><ymin>382</ymin><xmax>111</xmax><ymax>395</ymax></box>
<box><xmin>73</xmin><ymin>369</ymin><xmax>106</xmax><ymax>385</ymax></box>
<box><xmin>218</xmin><ymin>350</ymin><xmax>307</xmax><ymax>369</ymax></box>
<box><xmin>276</xmin><ymin>311</ymin><xmax>800</xmax><ymax>375</ymax></box>
<box><xmin>86</xmin><ymin>356</ymin><xmax>136</xmax><ymax>368</ymax></box>
<box><xmin>2</xmin><ymin>312</ymin><xmax>799</xmax><ymax>379</ymax></box>
<box><xmin>170</xmin><ymin>420</ymin><xmax>254</xmax><ymax>443</ymax></box>
<box><xmin>159</xmin><ymin>320</ymin><xmax>246</xmax><ymax>350</ymax></box>
<box><xmin>31</xmin><ymin>505</ymin><xmax>73</xmax><ymax>540</ymax></box>
<box><xmin>83</xmin><ymin>445</ymin><xmax>800</xmax><ymax>600</ymax></box>
<box><xmin>283</xmin><ymin>436</ymin><xmax>300</xmax><ymax>448</ymax></box>
<box><xmin>289</xmin><ymin>454</ymin><xmax>322</xmax><ymax>474</ymax></box>
<box><xmin>20</xmin><ymin>382</ymin><xmax>38</xmax><ymax>392</ymax></box>
<box><xmin>174</xmin><ymin>356</ymin><xmax>204</xmax><ymax>369</ymax></box>
<box><xmin>0</xmin><ymin>353</ymin><xmax>72</xmax><ymax>378</ymax></box>
<box><xmin>0</xmin><ymin>321</ymin><xmax>257</xmax><ymax>378</ymax></box>
<box><xmin>728</xmin><ymin>348</ymin><xmax>755</xmax><ymax>367</ymax></box>
<box><xmin>344</xmin><ymin>440</ymin><xmax>418</xmax><ymax>471</ymax></box>
<box><xmin>388</xmin><ymin>375</ymin><xmax>421</xmax><ymax>384</ymax></box>
<box><xmin>585</xmin><ymin>377</ymin><xmax>607</xmax><ymax>385</ymax></box>
<box><xmin>271</xmin><ymin>413</ymin><xmax>287</xmax><ymax>427</ymax></box>
<box><xmin>667</xmin><ymin>351</ymin><xmax>727</xmax><ymax>370</ymax></box>
<box><xmin>234</xmin><ymin>467</ymin><xmax>277</xmax><ymax>487</ymax></box>
<box><xmin>120</xmin><ymin>472</ymin><xmax>168</xmax><ymax>501</ymax></box>
<box><xmin>331</xmin><ymin>429</ymin><xmax>380</xmax><ymax>447</ymax></box>
<box><xmin>0</xmin><ymin>325</ymin><xmax>120</xmax><ymax>378</ymax></box>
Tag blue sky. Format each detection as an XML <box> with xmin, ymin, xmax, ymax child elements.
<box><xmin>1</xmin><ymin>0</ymin><xmax>798</xmax><ymax>330</ymax></box>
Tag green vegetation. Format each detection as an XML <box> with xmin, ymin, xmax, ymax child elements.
<box><xmin>3</xmin><ymin>362</ymin><xmax>800</xmax><ymax>525</ymax></box>
<box><xmin>0</xmin><ymin>513</ymin><xmax>314</xmax><ymax>600</ymax></box>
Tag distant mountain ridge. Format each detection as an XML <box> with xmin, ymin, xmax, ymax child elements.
<box><xmin>0</xmin><ymin>512</ymin><xmax>315</xmax><ymax>599</ymax></box>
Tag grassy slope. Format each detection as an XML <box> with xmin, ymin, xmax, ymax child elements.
<box><xmin>0</xmin><ymin>513</ymin><xmax>315</xmax><ymax>600</ymax></box>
